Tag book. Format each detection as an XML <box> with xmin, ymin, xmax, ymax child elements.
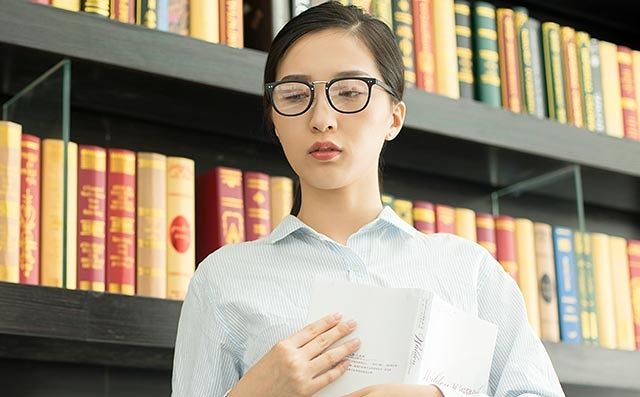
<box><xmin>219</xmin><ymin>0</ymin><xmax>244</xmax><ymax>48</ymax></box>
<box><xmin>81</xmin><ymin>0</ymin><xmax>110</xmax><ymax>16</ymax></box>
<box><xmin>0</xmin><ymin>121</ymin><xmax>21</xmax><ymax>283</ymax></box>
<box><xmin>393</xmin><ymin>199</ymin><xmax>414</xmax><ymax>225</ymax></box>
<box><xmin>609</xmin><ymin>236</ymin><xmax>636</xmax><ymax>350</ymax></box>
<box><xmin>168</xmin><ymin>0</ymin><xmax>189</xmax><ymax>35</ymax></box>
<box><xmin>167</xmin><ymin>157</ymin><xmax>195</xmax><ymax>300</ymax></box>
<box><xmin>574</xmin><ymin>231</ymin><xmax>598</xmax><ymax>345</ymax></box>
<box><xmin>471</xmin><ymin>1</ymin><xmax>500</xmax><ymax>108</ymax></box>
<box><xmin>590</xmin><ymin>233</ymin><xmax>617</xmax><ymax>348</ymax></box>
<box><xmin>371</xmin><ymin>0</ymin><xmax>393</xmax><ymax>29</ymax></box>
<box><xmin>413</xmin><ymin>200</ymin><xmax>435</xmax><ymax>234</ymax></box>
<box><xmin>306</xmin><ymin>279</ymin><xmax>497</xmax><ymax>396</ymax></box>
<box><xmin>599</xmin><ymin>41</ymin><xmax>624</xmax><ymax>138</ymax></box>
<box><xmin>136</xmin><ymin>0</ymin><xmax>159</xmax><ymax>28</ymax></box>
<box><xmin>617</xmin><ymin>46</ymin><xmax>639</xmax><ymax>140</ymax></box>
<box><xmin>243</xmin><ymin>171</ymin><xmax>272</xmax><ymax>241</ymax></box>
<box><xmin>270</xmin><ymin>176</ymin><xmax>293</xmax><ymax>230</ymax></box>
<box><xmin>454</xmin><ymin>207</ymin><xmax>476</xmax><ymax>242</ymax></box>
<box><xmin>590</xmin><ymin>38</ymin><xmax>607</xmax><ymax>133</ymax></box>
<box><xmin>66</xmin><ymin>142</ymin><xmax>78</xmax><ymax>289</ymax></box>
<box><xmin>634</xmin><ymin>51</ymin><xmax>640</xmax><ymax>133</ymax></box>
<box><xmin>496</xmin><ymin>8</ymin><xmax>522</xmax><ymax>112</ymax></box>
<box><xmin>190</xmin><ymin>0</ymin><xmax>220</xmax><ymax>43</ymax></box>
<box><xmin>434</xmin><ymin>204</ymin><xmax>454</xmax><ymax>234</ymax></box>
<box><xmin>392</xmin><ymin>0</ymin><xmax>417</xmax><ymax>86</ymax></box>
<box><xmin>20</xmin><ymin>134</ymin><xmax>40</xmax><ymax>286</ymax></box>
<box><xmin>106</xmin><ymin>149</ymin><xmax>136</xmax><ymax>296</ymax></box>
<box><xmin>534</xmin><ymin>223</ymin><xmax>560</xmax><ymax>342</ymax></box>
<box><xmin>575</xmin><ymin>31</ymin><xmax>597</xmax><ymax>132</ymax></box>
<box><xmin>475</xmin><ymin>212</ymin><xmax>496</xmax><ymax>258</ymax></box>
<box><xmin>381</xmin><ymin>193</ymin><xmax>394</xmax><ymax>207</ymax></box>
<box><xmin>196</xmin><ymin>166</ymin><xmax>245</xmax><ymax>263</ymax></box>
<box><xmin>136</xmin><ymin>152</ymin><xmax>167</xmax><ymax>298</ymax></box>
<box><xmin>433</xmin><ymin>0</ymin><xmax>459</xmax><ymax>98</ymax></box>
<box><xmin>560</xmin><ymin>27</ymin><xmax>584</xmax><ymax>128</ymax></box>
<box><xmin>542</xmin><ymin>22</ymin><xmax>567</xmax><ymax>124</ymax></box>
<box><xmin>495</xmin><ymin>215</ymin><xmax>517</xmax><ymax>280</ymax></box>
<box><xmin>628</xmin><ymin>240</ymin><xmax>640</xmax><ymax>350</ymax></box>
<box><xmin>77</xmin><ymin>145</ymin><xmax>107</xmax><ymax>292</ymax></box>
<box><xmin>526</xmin><ymin>17</ymin><xmax>547</xmax><ymax>119</ymax></box>
<box><xmin>454</xmin><ymin>0</ymin><xmax>473</xmax><ymax>99</ymax></box>
<box><xmin>552</xmin><ymin>226</ymin><xmax>581</xmax><ymax>344</ymax></box>
<box><xmin>51</xmin><ymin>0</ymin><xmax>80</xmax><ymax>11</ymax></box>
<box><xmin>110</xmin><ymin>0</ymin><xmax>134</xmax><ymax>23</ymax></box>
<box><xmin>412</xmin><ymin>0</ymin><xmax>437</xmax><ymax>93</ymax></box>
<box><xmin>515</xmin><ymin>218</ymin><xmax>540</xmax><ymax>337</ymax></box>
<box><xmin>513</xmin><ymin>7</ymin><xmax>534</xmax><ymax>116</ymax></box>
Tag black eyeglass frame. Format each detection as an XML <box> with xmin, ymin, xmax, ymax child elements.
<box><xmin>265</xmin><ymin>76</ymin><xmax>400</xmax><ymax>117</ymax></box>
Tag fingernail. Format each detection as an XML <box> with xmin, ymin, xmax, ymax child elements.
<box><xmin>333</xmin><ymin>312</ymin><xmax>343</xmax><ymax>321</ymax></box>
<box><xmin>347</xmin><ymin>319</ymin><xmax>357</xmax><ymax>329</ymax></box>
<box><xmin>351</xmin><ymin>338</ymin><xmax>361</xmax><ymax>347</ymax></box>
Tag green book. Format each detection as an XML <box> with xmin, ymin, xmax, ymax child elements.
<box><xmin>391</xmin><ymin>0</ymin><xmax>416</xmax><ymax>87</ymax></box>
<box><xmin>589</xmin><ymin>38</ymin><xmax>607</xmax><ymax>134</ymax></box>
<box><xmin>381</xmin><ymin>193</ymin><xmax>395</xmax><ymax>208</ymax></box>
<box><xmin>371</xmin><ymin>0</ymin><xmax>393</xmax><ymax>29</ymax></box>
<box><xmin>574</xmin><ymin>231</ymin><xmax>599</xmax><ymax>346</ymax></box>
<box><xmin>576</xmin><ymin>31</ymin><xmax>597</xmax><ymax>132</ymax></box>
<box><xmin>527</xmin><ymin>17</ymin><xmax>548</xmax><ymax>119</ymax></box>
<box><xmin>542</xmin><ymin>22</ymin><xmax>567</xmax><ymax>123</ymax></box>
<box><xmin>455</xmin><ymin>0</ymin><xmax>474</xmax><ymax>99</ymax></box>
<box><xmin>514</xmin><ymin>7</ymin><xmax>546</xmax><ymax>118</ymax></box>
<box><xmin>472</xmin><ymin>1</ymin><xmax>501</xmax><ymax>108</ymax></box>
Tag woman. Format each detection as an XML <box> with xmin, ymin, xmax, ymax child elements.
<box><xmin>172</xmin><ymin>2</ymin><xmax>565</xmax><ymax>396</ymax></box>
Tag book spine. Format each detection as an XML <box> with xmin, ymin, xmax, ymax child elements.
<box><xmin>244</xmin><ymin>171</ymin><xmax>272</xmax><ymax>241</ymax></box>
<box><xmin>599</xmin><ymin>41</ymin><xmax>624</xmax><ymax>138</ymax></box>
<box><xmin>495</xmin><ymin>215</ymin><xmax>517</xmax><ymax>280</ymax></box>
<box><xmin>573</xmin><ymin>231</ymin><xmax>594</xmax><ymax>344</ymax></box>
<box><xmin>542</xmin><ymin>22</ymin><xmax>567</xmax><ymax>123</ymax></box>
<box><xmin>527</xmin><ymin>17</ymin><xmax>547</xmax><ymax>119</ymax></box>
<box><xmin>617</xmin><ymin>46</ymin><xmax>640</xmax><ymax>140</ymax></box>
<box><xmin>552</xmin><ymin>226</ymin><xmax>582</xmax><ymax>344</ymax></box>
<box><xmin>454</xmin><ymin>207</ymin><xmax>476</xmax><ymax>242</ymax></box>
<box><xmin>270</xmin><ymin>176</ymin><xmax>293</xmax><ymax>230</ymax></box>
<box><xmin>628</xmin><ymin>240</ymin><xmax>640</xmax><ymax>350</ymax></box>
<box><xmin>81</xmin><ymin>0</ymin><xmax>110</xmax><ymax>16</ymax></box>
<box><xmin>106</xmin><ymin>149</ymin><xmax>136</xmax><ymax>296</ymax></box>
<box><xmin>433</xmin><ymin>0</ymin><xmax>459</xmax><ymax>98</ymax></box>
<box><xmin>413</xmin><ymin>200</ymin><xmax>435</xmax><ymax>234</ymax></box>
<box><xmin>454</xmin><ymin>0</ymin><xmax>473</xmax><ymax>99</ymax></box>
<box><xmin>514</xmin><ymin>7</ymin><xmax>534</xmax><ymax>116</ymax></box>
<box><xmin>393</xmin><ymin>199</ymin><xmax>414</xmax><ymax>226</ymax></box>
<box><xmin>560</xmin><ymin>27</ymin><xmax>584</xmax><ymax>128</ymax></box>
<box><xmin>609</xmin><ymin>236</ymin><xmax>636</xmax><ymax>350</ymax></box>
<box><xmin>381</xmin><ymin>193</ymin><xmax>395</xmax><ymax>208</ymax></box>
<box><xmin>392</xmin><ymin>0</ymin><xmax>417</xmax><ymax>86</ymax></box>
<box><xmin>472</xmin><ymin>1</ymin><xmax>500</xmax><ymax>108</ymax></box>
<box><xmin>475</xmin><ymin>212</ymin><xmax>496</xmax><ymax>258</ymax></box>
<box><xmin>136</xmin><ymin>152</ymin><xmax>167</xmax><ymax>298</ymax></box>
<box><xmin>219</xmin><ymin>0</ymin><xmax>243</xmax><ymax>48</ymax></box>
<box><xmin>0</xmin><ymin>122</ymin><xmax>21</xmax><ymax>283</ymax></box>
<box><xmin>576</xmin><ymin>32</ymin><xmax>597</xmax><ymax>132</ymax></box>
<box><xmin>434</xmin><ymin>204</ymin><xmax>455</xmax><ymax>234</ymax></box>
<box><xmin>157</xmin><ymin>0</ymin><xmax>169</xmax><ymax>31</ymax></box>
<box><xmin>167</xmin><ymin>0</ymin><xmax>188</xmax><ymax>34</ymax></box>
<box><xmin>635</xmin><ymin>51</ymin><xmax>640</xmax><ymax>134</ymax></box>
<box><xmin>534</xmin><ymin>223</ymin><xmax>560</xmax><ymax>342</ymax></box>
<box><xmin>136</xmin><ymin>0</ymin><xmax>158</xmax><ymax>28</ymax></box>
<box><xmin>515</xmin><ymin>218</ymin><xmax>541</xmax><ymax>337</ymax></box>
<box><xmin>20</xmin><ymin>134</ymin><xmax>40</xmax><ymax>285</ymax></box>
<box><xmin>590</xmin><ymin>38</ymin><xmax>607</xmax><ymax>133</ymax></box>
<box><xmin>167</xmin><ymin>157</ymin><xmax>195</xmax><ymax>300</ymax></box>
<box><xmin>371</xmin><ymin>0</ymin><xmax>393</xmax><ymax>29</ymax></box>
<box><xmin>496</xmin><ymin>8</ymin><xmax>522</xmax><ymax>112</ymax></box>
<box><xmin>576</xmin><ymin>232</ymin><xmax>599</xmax><ymax>345</ymax></box>
<box><xmin>190</xmin><ymin>0</ymin><xmax>219</xmax><ymax>43</ymax></box>
<box><xmin>77</xmin><ymin>145</ymin><xmax>107</xmax><ymax>292</ymax></box>
<box><xmin>590</xmin><ymin>233</ymin><xmax>617</xmax><ymax>348</ymax></box>
<box><xmin>52</xmin><ymin>0</ymin><xmax>80</xmax><ymax>11</ymax></box>
<box><xmin>111</xmin><ymin>0</ymin><xmax>135</xmax><ymax>23</ymax></box>
<box><xmin>412</xmin><ymin>0</ymin><xmax>437</xmax><ymax>93</ymax></box>
<box><xmin>66</xmin><ymin>142</ymin><xmax>78</xmax><ymax>290</ymax></box>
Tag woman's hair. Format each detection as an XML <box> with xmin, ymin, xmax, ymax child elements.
<box><xmin>263</xmin><ymin>1</ymin><xmax>405</xmax><ymax>216</ymax></box>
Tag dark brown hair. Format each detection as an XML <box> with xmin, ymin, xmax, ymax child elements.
<box><xmin>263</xmin><ymin>1</ymin><xmax>404</xmax><ymax>216</ymax></box>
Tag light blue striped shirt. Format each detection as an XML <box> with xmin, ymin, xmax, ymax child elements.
<box><xmin>172</xmin><ymin>206</ymin><xmax>565</xmax><ymax>397</ymax></box>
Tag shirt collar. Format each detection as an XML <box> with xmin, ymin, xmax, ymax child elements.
<box><xmin>267</xmin><ymin>205</ymin><xmax>416</xmax><ymax>245</ymax></box>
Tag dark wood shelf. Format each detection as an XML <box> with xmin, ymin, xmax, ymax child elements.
<box><xmin>1</xmin><ymin>281</ymin><xmax>639</xmax><ymax>390</ymax></box>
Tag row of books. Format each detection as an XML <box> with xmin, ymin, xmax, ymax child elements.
<box><xmin>382</xmin><ymin>195</ymin><xmax>640</xmax><ymax>351</ymax></box>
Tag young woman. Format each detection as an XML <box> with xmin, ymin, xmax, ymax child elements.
<box><xmin>172</xmin><ymin>2</ymin><xmax>565</xmax><ymax>397</ymax></box>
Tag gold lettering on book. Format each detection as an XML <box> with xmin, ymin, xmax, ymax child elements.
<box><xmin>223</xmin><ymin>211</ymin><xmax>244</xmax><ymax>244</ymax></box>
<box><xmin>144</xmin><ymin>0</ymin><xmax>157</xmax><ymax>28</ymax></box>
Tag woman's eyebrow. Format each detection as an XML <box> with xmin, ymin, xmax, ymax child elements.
<box><xmin>279</xmin><ymin>70</ymin><xmax>371</xmax><ymax>81</ymax></box>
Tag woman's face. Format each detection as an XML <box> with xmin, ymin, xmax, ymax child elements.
<box><xmin>271</xmin><ymin>28</ymin><xmax>405</xmax><ymax>192</ymax></box>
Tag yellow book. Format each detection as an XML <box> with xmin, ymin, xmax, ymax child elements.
<box><xmin>634</xmin><ymin>51</ymin><xmax>640</xmax><ymax>121</ymax></box>
<box><xmin>609</xmin><ymin>236</ymin><xmax>636</xmax><ymax>350</ymax></box>
<box><xmin>66</xmin><ymin>142</ymin><xmax>78</xmax><ymax>290</ymax></box>
<box><xmin>560</xmin><ymin>27</ymin><xmax>584</xmax><ymax>129</ymax></box>
<box><xmin>166</xmin><ymin>157</ymin><xmax>195</xmax><ymax>301</ymax></box>
<box><xmin>190</xmin><ymin>0</ymin><xmax>220</xmax><ymax>43</ymax></box>
<box><xmin>51</xmin><ymin>0</ymin><xmax>80</xmax><ymax>11</ymax></box>
<box><xmin>393</xmin><ymin>199</ymin><xmax>413</xmax><ymax>226</ymax></box>
<box><xmin>534</xmin><ymin>223</ymin><xmax>560</xmax><ymax>342</ymax></box>
<box><xmin>515</xmin><ymin>218</ymin><xmax>541</xmax><ymax>337</ymax></box>
<box><xmin>0</xmin><ymin>121</ymin><xmax>21</xmax><ymax>283</ymax></box>
<box><xmin>599</xmin><ymin>41</ymin><xmax>625</xmax><ymax>138</ymax></box>
<box><xmin>270</xmin><ymin>176</ymin><xmax>293</xmax><ymax>230</ymax></box>
<box><xmin>454</xmin><ymin>208</ymin><xmax>476</xmax><ymax>242</ymax></box>
<box><xmin>575</xmin><ymin>31</ymin><xmax>596</xmax><ymax>132</ymax></box>
<box><xmin>137</xmin><ymin>153</ymin><xmax>167</xmax><ymax>299</ymax></box>
<box><xmin>590</xmin><ymin>233</ymin><xmax>617</xmax><ymax>348</ymax></box>
<box><xmin>433</xmin><ymin>0</ymin><xmax>460</xmax><ymax>99</ymax></box>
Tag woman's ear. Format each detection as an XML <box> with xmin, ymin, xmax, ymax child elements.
<box><xmin>386</xmin><ymin>101</ymin><xmax>406</xmax><ymax>141</ymax></box>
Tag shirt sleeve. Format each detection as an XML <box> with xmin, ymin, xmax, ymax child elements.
<box><xmin>171</xmin><ymin>268</ymin><xmax>241</xmax><ymax>396</ymax></box>
<box><xmin>438</xmin><ymin>252</ymin><xmax>564</xmax><ymax>397</ymax></box>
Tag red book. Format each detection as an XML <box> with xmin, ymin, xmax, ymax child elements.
<box><xmin>435</xmin><ymin>204</ymin><xmax>455</xmax><ymax>234</ymax></box>
<box><xmin>243</xmin><ymin>171</ymin><xmax>271</xmax><ymax>241</ymax></box>
<box><xmin>413</xmin><ymin>0</ymin><xmax>437</xmax><ymax>93</ymax></box>
<box><xmin>629</xmin><ymin>240</ymin><xmax>640</xmax><ymax>350</ymax></box>
<box><xmin>495</xmin><ymin>215</ymin><xmax>518</xmax><ymax>280</ymax></box>
<box><xmin>19</xmin><ymin>134</ymin><xmax>40</xmax><ymax>285</ymax></box>
<box><xmin>32</xmin><ymin>0</ymin><xmax>50</xmax><ymax>4</ymax></box>
<box><xmin>476</xmin><ymin>212</ymin><xmax>497</xmax><ymax>258</ymax></box>
<box><xmin>413</xmin><ymin>200</ymin><xmax>435</xmax><ymax>234</ymax></box>
<box><xmin>111</xmin><ymin>0</ymin><xmax>135</xmax><ymax>23</ymax></box>
<box><xmin>196</xmin><ymin>166</ymin><xmax>245</xmax><ymax>263</ymax></box>
<box><xmin>77</xmin><ymin>145</ymin><xmax>107</xmax><ymax>292</ymax></box>
<box><xmin>618</xmin><ymin>46</ymin><xmax>639</xmax><ymax>140</ymax></box>
<box><xmin>106</xmin><ymin>149</ymin><xmax>136</xmax><ymax>295</ymax></box>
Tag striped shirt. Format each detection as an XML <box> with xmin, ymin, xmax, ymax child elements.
<box><xmin>172</xmin><ymin>205</ymin><xmax>565</xmax><ymax>397</ymax></box>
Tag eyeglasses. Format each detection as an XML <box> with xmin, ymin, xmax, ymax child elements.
<box><xmin>265</xmin><ymin>77</ymin><xmax>399</xmax><ymax>117</ymax></box>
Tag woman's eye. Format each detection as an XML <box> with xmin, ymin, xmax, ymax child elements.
<box><xmin>338</xmin><ymin>90</ymin><xmax>364</xmax><ymax>98</ymax></box>
<box><xmin>283</xmin><ymin>92</ymin><xmax>309</xmax><ymax>102</ymax></box>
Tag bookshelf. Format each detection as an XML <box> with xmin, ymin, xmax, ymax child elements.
<box><xmin>1</xmin><ymin>0</ymin><xmax>639</xmax><ymax>395</ymax></box>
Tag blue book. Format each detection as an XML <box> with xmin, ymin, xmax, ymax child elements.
<box><xmin>552</xmin><ymin>226</ymin><xmax>582</xmax><ymax>344</ymax></box>
<box><xmin>157</xmin><ymin>0</ymin><xmax>169</xmax><ymax>31</ymax></box>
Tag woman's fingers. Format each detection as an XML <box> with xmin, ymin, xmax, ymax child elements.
<box><xmin>309</xmin><ymin>337</ymin><xmax>361</xmax><ymax>376</ymax></box>
<box><xmin>301</xmin><ymin>319</ymin><xmax>358</xmax><ymax>359</ymax></box>
<box><xmin>289</xmin><ymin>312</ymin><xmax>343</xmax><ymax>348</ymax></box>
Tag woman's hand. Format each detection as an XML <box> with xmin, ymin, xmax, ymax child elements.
<box><xmin>343</xmin><ymin>384</ymin><xmax>444</xmax><ymax>397</ymax></box>
<box><xmin>230</xmin><ymin>312</ymin><xmax>360</xmax><ymax>397</ymax></box>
